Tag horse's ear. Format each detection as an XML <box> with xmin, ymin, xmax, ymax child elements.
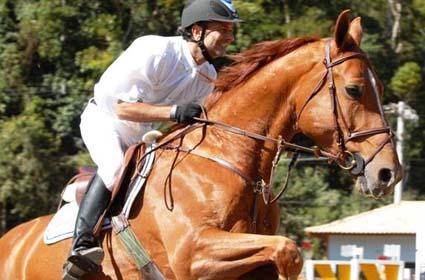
<box><xmin>348</xmin><ymin>17</ymin><xmax>363</xmax><ymax>46</ymax></box>
<box><xmin>334</xmin><ymin>10</ymin><xmax>352</xmax><ymax>50</ymax></box>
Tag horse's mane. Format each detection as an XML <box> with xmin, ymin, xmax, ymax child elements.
<box><xmin>205</xmin><ymin>37</ymin><xmax>319</xmax><ymax>109</ymax></box>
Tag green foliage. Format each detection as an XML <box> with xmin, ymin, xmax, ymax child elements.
<box><xmin>278</xmin><ymin>165</ymin><xmax>342</xmax><ymax>240</ymax></box>
<box><xmin>0</xmin><ymin>43</ymin><xmax>23</xmax><ymax>116</ymax></box>
<box><xmin>0</xmin><ymin>97</ymin><xmax>73</xmax><ymax>230</ymax></box>
<box><xmin>390</xmin><ymin>62</ymin><xmax>423</xmax><ymax>101</ymax></box>
<box><xmin>280</xmin><ymin>7</ymin><xmax>332</xmax><ymax>37</ymax></box>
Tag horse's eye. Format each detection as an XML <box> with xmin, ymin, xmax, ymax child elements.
<box><xmin>345</xmin><ymin>85</ymin><xmax>363</xmax><ymax>99</ymax></box>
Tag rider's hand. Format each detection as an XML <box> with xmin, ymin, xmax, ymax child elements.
<box><xmin>170</xmin><ymin>103</ymin><xmax>203</xmax><ymax>124</ymax></box>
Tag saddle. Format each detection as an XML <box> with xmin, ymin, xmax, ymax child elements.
<box><xmin>61</xmin><ymin>141</ymin><xmax>146</xmax><ymax>209</ymax></box>
<box><xmin>44</xmin><ymin>131</ymin><xmax>162</xmax><ymax>245</ymax></box>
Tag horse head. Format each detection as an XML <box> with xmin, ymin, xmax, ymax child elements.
<box><xmin>209</xmin><ymin>10</ymin><xmax>401</xmax><ymax>199</ymax></box>
<box><xmin>295</xmin><ymin>10</ymin><xmax>402</xmax><ymax>198</ymax></box>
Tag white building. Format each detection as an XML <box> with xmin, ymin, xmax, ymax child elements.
<box><xmin>305</xmin><ymin>201</ymin><xmax>425</xmax><ymax>273</ymax></box>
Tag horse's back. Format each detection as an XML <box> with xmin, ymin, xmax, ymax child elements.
<box><xmin>0</xmin><ymin>214</ymin><xmax>68</xmax><ymax>279</ymax></box>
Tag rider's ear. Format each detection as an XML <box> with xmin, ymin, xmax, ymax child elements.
<box><xmin>334</xmin><ymin>9</ymin><xmax>355</xmax><ymax>50</ymax></box>
<box><xmin>191</xmin><ymin>24</ymin><xmax>203</xmax><ymax>41</ymax></box>
<box><xmin>348</xmin><ymin>17</ymin><xmax>363</xmax><ymax>47</ymax></box>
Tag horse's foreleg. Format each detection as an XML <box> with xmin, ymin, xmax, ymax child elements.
<box><xmin>187</xmin><ymin>228</ymin><xmax>303</xmax><ymax>280</ymax></box>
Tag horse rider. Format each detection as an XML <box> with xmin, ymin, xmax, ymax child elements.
<box><xmin>62</xmin><ymin>0</ymin><xmax>242</xmax><ymax>279</ymax></box>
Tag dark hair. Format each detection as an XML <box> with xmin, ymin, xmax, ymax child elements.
<box><xmin>178</xmin><ymin>26</ymin><xmax>194</xmax><ymax>41</ymax></box>
<box><xmin>178</xmin><ymin>22</ymin><xmax>208</xmax><ymax>41</ymax></box>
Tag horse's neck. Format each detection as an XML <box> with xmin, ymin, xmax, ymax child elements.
<box><xmin>206</xmin><ymin>42</ymin><xmax>322</xmax><ymax>176</ymax></box>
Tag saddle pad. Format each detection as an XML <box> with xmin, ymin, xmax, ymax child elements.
<box><xmin>43</xmin><ymin>201</ymin><xmax>111</xmax><ymax>245</ymax></box>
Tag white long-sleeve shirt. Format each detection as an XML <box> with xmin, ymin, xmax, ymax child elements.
<box><xmin>92</xmin><ymin>35</ymin><xmax>216</xmax><ymax>145</ymax></box>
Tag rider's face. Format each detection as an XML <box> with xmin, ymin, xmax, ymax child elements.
<box><xmin>202</xmin><ymin>22</ymin><xmax>235</xmax><ymax>58</ymax></box>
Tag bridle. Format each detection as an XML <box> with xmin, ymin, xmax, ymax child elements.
<box><xmin>141</xmin><ymin>39</ymin><xmax>394</xmax><ymax>232</ymax></box>
<box><xmin>296</xmin><ymin>39</ymin><xmax>394</xmax><ymax>175</ymax></box>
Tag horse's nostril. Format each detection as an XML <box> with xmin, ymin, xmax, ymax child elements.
<box><xmin>378</xmin><ymin>168</ymin><xmax>392</xmax><ymax>184</ymax></box>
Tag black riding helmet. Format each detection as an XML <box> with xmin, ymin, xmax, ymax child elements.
<box><xmin>181</xmin><ymin>0</ymin><xmax>242</xmax><ymax>29</ymax></box>
<box><xmin>180</xmin><ymin>0</ymin><xmax>242</xmax><ymax>63</ymax></box>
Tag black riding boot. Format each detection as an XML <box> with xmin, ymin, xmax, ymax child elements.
<box><xmin>62</xmin><ymin>173</ymin><xmax>111</xmax><ymax>280</ymax></box>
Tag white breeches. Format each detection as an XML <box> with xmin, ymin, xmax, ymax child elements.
<box><xmin>80</xmin><ymin>103</ymin><xmax>126</xmax><ymax>190</ymax></box>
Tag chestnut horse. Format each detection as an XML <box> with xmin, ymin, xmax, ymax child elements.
<box><xmin>0</xmin><ymin>10</ymin><xmax>401</xmax><ymax>280</ymax></box>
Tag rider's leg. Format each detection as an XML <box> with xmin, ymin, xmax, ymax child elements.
<box><xmin>63</xmin><ymin>102</ymin><xmax>123</xmax><ymax>279</ymax></box>
<box><xmin>62</xmin><ymin>174</ymin><xmax>111</xmax><ymax>279</ymax></box>
<box><xmin>72</xmin><ymin>173</ymin><xmax>111</xmax><ymax>252</ymax></box>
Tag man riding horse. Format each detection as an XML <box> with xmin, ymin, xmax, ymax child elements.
<box><xmin>62</xmin><ymin>0</ymin><xmax>242</xmax><ymax>279</ymax></box>
<box><xmin>0</xmin><ymin>7</ymin><xmax>402</xmax><ymax>280</ymax></box>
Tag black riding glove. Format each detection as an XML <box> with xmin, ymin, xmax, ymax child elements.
<box><xmin>170</xmin><ymin>103</ymin><xmax>203</xmax><ymax>124</ymax></box>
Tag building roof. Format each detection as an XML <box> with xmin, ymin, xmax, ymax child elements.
<box><xmin>305</xmin><ymin>200</ymin><xmax>425</xmax><ymax>235</ymax></box>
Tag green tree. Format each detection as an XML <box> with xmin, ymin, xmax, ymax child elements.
<box><xmin>391</xmin><ymin>62</ymin><xmax>422</xmax><ymax>101</ymax></box>
<box><xmin>0</xmin><ymin>97</ymin><xmax>73</xmax><ymax>233</ymax></box>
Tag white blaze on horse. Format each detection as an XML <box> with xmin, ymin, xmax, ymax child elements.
<box><xmin>0</xmin><ymin>10</ymin><xmax>401</xmax><ymax>280</ymax></box>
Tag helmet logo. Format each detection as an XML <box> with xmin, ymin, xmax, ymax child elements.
<box><xmin>219</xmin><ymin>0</ymin><xmax>236</xmax><ymax>12</ymax></box>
